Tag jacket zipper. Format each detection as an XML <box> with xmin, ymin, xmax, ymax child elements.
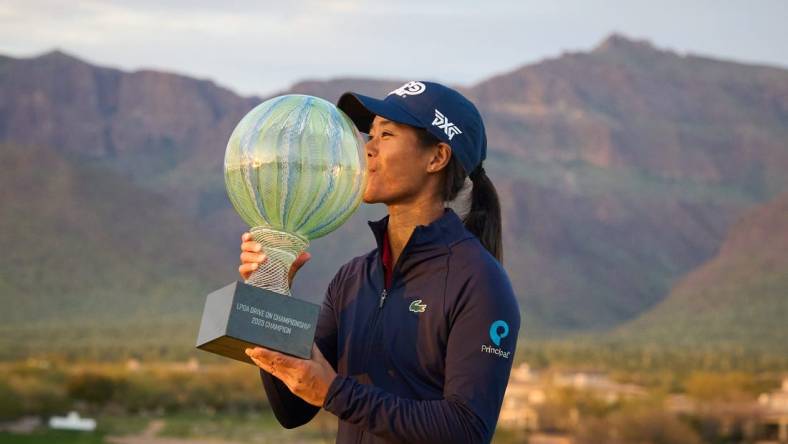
<box><xmin>362</xmin><ymin>231</ymin><xmax>413</xmax><ymax>373</ymax></box>
<box><xmin>362</xmin><ymin>263</ymin><xmax>392</xmax><ymax>376</ymax></box>
<box><xmin>363</xmin><ymin>288</ymin><xmax>387</xmax><ymax>367</ymax></box>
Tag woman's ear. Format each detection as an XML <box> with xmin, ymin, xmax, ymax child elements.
<box><xmin>426</xmin><ymin>143</ymin><xmax>452</xmax><ymax>173</ymax></box>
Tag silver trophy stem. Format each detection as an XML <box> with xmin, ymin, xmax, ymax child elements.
<box><xmin>246</xmin><ymin>227</ymin><xmax>309</xmax><ymax>296</ymax></box>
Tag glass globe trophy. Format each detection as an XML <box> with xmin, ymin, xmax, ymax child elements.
<box><xmin>196</xmin><ymin>95</ymin><xmax>366</xmax><ymax>363</ymax></box>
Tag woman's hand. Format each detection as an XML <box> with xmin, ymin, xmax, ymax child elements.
<box><xmin>246</xmin><ymin>344</ymin><xmax>337</xmax><ymax>407</ymax></box>
<box><xmin>238</xmin><ymin>232</ymin><xmax>311</xmax><ymax>286</ymax></box>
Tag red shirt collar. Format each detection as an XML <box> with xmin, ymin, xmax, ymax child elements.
<box><xmin>382</xmin><ymin>229</ymin><xmax>393</xmax><ymax>289</ymax></box>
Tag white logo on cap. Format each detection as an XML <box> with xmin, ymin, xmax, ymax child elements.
<box><xmin>388</xmin><ymin>81</ymin><xmax>426</xmax><ymax>98</ymax></box>
<box><xmin>432</xmin><ymin>109</ymin><xmax>463</xmax><ymax>141</ymax></box>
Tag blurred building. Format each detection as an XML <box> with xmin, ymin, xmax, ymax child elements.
<box><xmin>554</xmin><ymin>370</ymin><xmax>646</xmax><ymax>403</ymax></box>
<box><xmin>527</xmin><ymin>433</ymin><xmax>574</xmax><ymax>444</ymax></box>
<box><xmin>498</xmin><ymin>363</ymin><xmax>649</xmax><ymax>432</ymax></box>
<box><xmin>758</xmin><ymin>377</ymin><xmax>788</xmax><ymax>443</ymax></box>
<box><xmin>499</xmin><ymin>363</ymin><xmax>544</xmax><ymax>430</ymax></box>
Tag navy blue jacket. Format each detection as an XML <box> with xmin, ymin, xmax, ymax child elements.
<box><xmin>260</xmin><ymin>208</ymin><xmax>521</xmax><ymax>443</ymax></box>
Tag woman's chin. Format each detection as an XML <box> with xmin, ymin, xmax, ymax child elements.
<box><xmin>362</xmin><ymin>194</ymin><xmax>380</xmax><ymax>204</ymax></box>
<box><xmin>362</xmin><ymin>187</ymin><xmax>382</xmax><ymax>204</ymax></box>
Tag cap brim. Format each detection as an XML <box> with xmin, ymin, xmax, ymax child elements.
<box><xmin>337</xmin><ymin>92</ymin><xmax>422</xmax><ymax>133</ymax></box>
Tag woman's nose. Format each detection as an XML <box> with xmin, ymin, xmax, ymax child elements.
<box><xmin>364</xmin><ymin>140</ymin><xmax>377</xmax><ymax>157</ymax></box>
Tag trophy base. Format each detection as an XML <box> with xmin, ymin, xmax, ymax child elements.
<box><xmin>196</xmin><ymin>281</ymin><xmax>320</xmax><ymax>363</ymax></box>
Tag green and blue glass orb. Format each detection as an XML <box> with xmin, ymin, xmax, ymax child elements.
<box><xmin>224</xmin><ymin>95</ymin><xmax>367</xmax><ymax>294</ymax></box>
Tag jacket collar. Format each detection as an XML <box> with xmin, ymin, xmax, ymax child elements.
<box><xmin>367</xmin><ymin>207</ymin><xmax>472</xmax><ymax>255</ymax></box>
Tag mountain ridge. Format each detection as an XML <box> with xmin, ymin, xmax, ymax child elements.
<box><xmin>1</xmin><ymin>33</ymin><xmax>787</xmax><ymax>351</ymax></box>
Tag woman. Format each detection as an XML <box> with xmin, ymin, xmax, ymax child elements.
<box><xmin>240</xmin><ymin>81</ymin><xmax>520</xmax><ymax>443</ymax></box>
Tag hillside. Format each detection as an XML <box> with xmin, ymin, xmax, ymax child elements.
<box><xmin>0</xmin><ymin>143</ymin><xmax>235</xmax><ymax>359</ymax></box>
<box><xmin>611</xmin><ymin>191</ymin><xmax>788</xmax><ymax>352</ymax></box>
<box><xmin>1</xmin><ymin>33</ymin><xmax>787</xmax><ymax>343</ymax></box>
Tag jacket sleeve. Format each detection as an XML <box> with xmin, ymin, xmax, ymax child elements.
<box><xmin>259</xmin><ymin>266</ymin><xmax>342</xmax><ymax>429</ymax></box>
<box><xmin>322</xmin><ymin>261</ymin><xmax>521</xmax><ymax>443</ymax></box>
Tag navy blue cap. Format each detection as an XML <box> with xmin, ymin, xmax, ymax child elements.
<box><xmin>337</xmin><ymin>81</ymin><xmax>487</xmax><ymax>175</ymax></box>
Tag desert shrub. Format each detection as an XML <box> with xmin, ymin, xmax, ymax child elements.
<box><xmin>66</xmin><ymin>372</ymin><xmax>122</xmax><ymax>405</ymax></box>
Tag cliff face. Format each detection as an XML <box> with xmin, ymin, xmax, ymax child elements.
<box><xmin>471</xmin><ymin>34</ymin><xmax>788</xmax><ymax>189</ymax></box>
<box><xmin>1</xmin><ymin>33</ymin><xmax>787</xmax><ymax>340</ymax></box>
<box><xmin>1</xmin><ymin>51</ymin><xmax>247</xmax><ymax>158</ymax></box>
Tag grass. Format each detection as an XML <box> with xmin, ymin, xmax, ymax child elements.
<box><xmin>159</xmin><ymin>410</ymin><xmax>337</xmax><ymax>443</ymax></box>
<box><xmin>0</xmin><ymin>411</ymin><xmax>521</xmax><ymax>443</ymax></box>
<box><xmin>0</xmin><ymin>430</ymin><xmax>106</xmax><ymax>444</ymax></box>
<box><xmin>0</xmin><ymin>411</ymin><xmax>335</xmax><ymax>444</ymax></box>
<box><xmin>94</xmin><ymin>413</ymin><xmax>150</xmax><ymax>436</ymax></box>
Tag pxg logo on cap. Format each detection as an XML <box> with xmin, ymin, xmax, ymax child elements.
<box><xmin>482</xmin><ymin>319</ymin><xmax>511</xmax><ymax>359</ymax></box>
<box><xmin>432</xmin><ymin>109</ymin><xmax>462</xmax><ymax>141</ymax></box>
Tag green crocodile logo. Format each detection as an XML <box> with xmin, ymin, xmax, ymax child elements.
<box><xmin>409</xmin><ymin>299</ymin><xmax>427</xmax><ymax>313</ymax></box>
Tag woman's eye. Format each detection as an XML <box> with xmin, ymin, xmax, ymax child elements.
<box><xmin>365</xmin><ymin>131</ymin><xmax>391</xmax><ymax>141</ymax></box>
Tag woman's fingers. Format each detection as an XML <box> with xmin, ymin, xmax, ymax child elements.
<box><xmin>246</xmin><ymin>347</ymin><xmax>292</xmax><ymax>374</ymax></box>
<box><xmin>241</xmin><ymin>240</ymin><xmax>262</xmax><ymax>253</ymax></box>
<box><xmin>239</xmin><ymin>232</ymin><xmax>265</xmax><ymax>279</ymax></box>
<box><xmin>239</xmin><ymin>234</ymin><xmax>313</xmax><ymax>284</ymax></box>
<box><xmin>247</xmin><ymin>352</ymin><xmax>277</xmax><ymax>375</ymax></box>
<box><xmin>240</xmin><ymin>251</ymin><xmax>267</xmax><ymax>264</ymax></box>
<box><xmin>292</xmin><ymin>252</ymin><xmax>311</xmax><ymax>271</ymax></box>
<box><xmin>239</xmin><ymin>262</ymin><xmax>259</xmax><ymax>273</ymax></box>
<box><xmin>238</xmin><ymin>262</ymin><xmax>259</xmax><ymax>280</ymax></box>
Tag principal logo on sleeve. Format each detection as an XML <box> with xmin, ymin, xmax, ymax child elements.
<box><xmin>481</xmin><ymin>319</ymin><xmax>512</xmax><ymax>359</ymax></box>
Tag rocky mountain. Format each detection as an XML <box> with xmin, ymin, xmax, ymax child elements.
<box><xmin>1</xmin><ymin>33</ymin><xmax>787</xmax><ymax>352</ymax></box>
<box><xmin>612</xmin><ymin>191</ymin><xmax>788</xmax><ymax>352</ymax></box>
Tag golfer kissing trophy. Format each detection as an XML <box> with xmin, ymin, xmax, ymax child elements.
<box><xmin>196</xmin><ymin>95</ymin><xmax>366</xmax><ymax>363</ymax></box>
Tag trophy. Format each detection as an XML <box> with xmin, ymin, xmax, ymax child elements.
<box><xmin>196</xmin><ymin>94</ymin><xmax>366</xmax><ymax>363</ymax></box>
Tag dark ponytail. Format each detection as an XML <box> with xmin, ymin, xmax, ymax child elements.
<box><xmin>416</xmin><ymin>128</ymin><xmax>503</xmax><ymax>263</ymax></box>
<box><xmin>465</xmin><ymin>165</ymin><xmax>503</xmax><ymax>262</ymax></box>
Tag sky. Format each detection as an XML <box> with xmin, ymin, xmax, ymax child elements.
<box><xmin>1</xmin><ymin>0</ymin><xmax>787</xmax><ymax>97</ymax></box>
